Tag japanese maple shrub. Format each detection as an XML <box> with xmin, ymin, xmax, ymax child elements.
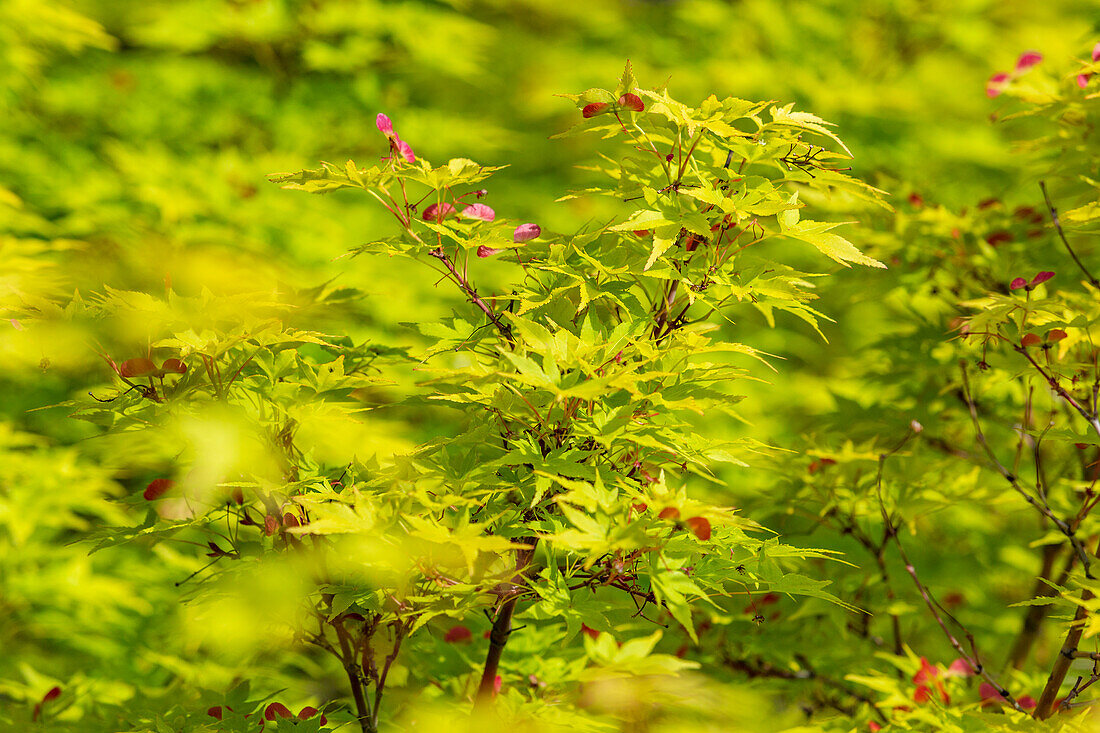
<box><xmin>264</xmin><ymin>63</ymin><xmax>886</xmax><ymax>729</ymax></box>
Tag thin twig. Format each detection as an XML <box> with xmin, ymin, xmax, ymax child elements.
<box><xmin>1039</xmin><ymin>181</ymin><xmax>1099</xmax><ymax>288</ymax></box>
<box><xmin>874</xmin><ymin>429</ymin><xmax>1026</xmax><ymax>714</ymax></box>
<box><xmin>961</xmin><ymin>362</ymin><xmax>1092</xmax><ymax>577</ymax></box>
<box><xmin>429</xmin><ymin>247</ymin><xmax>514</xmax><ymax>342</ymax></box>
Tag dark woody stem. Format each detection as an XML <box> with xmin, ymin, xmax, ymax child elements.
<box><xmin>1034</xmin><ymin>556</ymin><xmax>1097</xmax><ymax>719</ymax></box>
<box><xmin>473</xmin><ymin>595</ymin><xmax>518</xmax><ymax>710</ymax></box>
<box><xmin>334</xmin><ymin>620</ymin><xmax>374</xmax><ymax>733</ymax></box>
<box><xmin>473</xmin><ymin>542</ymin><xmax>537</xmax><ymax>712</ymax></box>
<box><xmin>429</xmin><ymin>247</ymin><xmax>513</xmax><ymax>342</ymax></box>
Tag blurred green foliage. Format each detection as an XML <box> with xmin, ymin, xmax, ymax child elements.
<box><xmin>3</xmin><ymin>0</ymin><xmax>1100</xmax><ymax>731</ymax></box>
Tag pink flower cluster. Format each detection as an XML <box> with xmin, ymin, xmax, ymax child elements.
<box><xmin>375</xmin><ymin>113</ymin><xmax>543</xmax><ymax>258</ymax></box>
<box><xmin>987</xmin><ymin>50</ymin><xmax>1042</xmax><ymax>98</ymax></box>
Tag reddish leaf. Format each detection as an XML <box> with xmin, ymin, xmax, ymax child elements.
<box><xmin>264</xmin><ymin>514</ymin><xmax>279</xmax><ymax>536</ymax></box>
<box><xmin>1015</xmin><ymin>50</ymin><xmax>1043</xmax><ymax>72</ymax></box>
<box><xmin>745</xmin><ymin>592</ymin><xmax>780</xmax><ymax>614</ymax></box>
<box><xmin>1078</xmin><ymin>73</ymin><xmax>1091</xmax><ymax>88</ymax></box>
<box><xmin>1076</xmin><ymin>443</ymin><xmax>1090</xmax><ymax>450</ymax></box>
<box><xmin>493</xmin><ymin>675</ymin><xmax>502</xmax><ymax>696</ymax></box>
<box><xmin>143</xmin><ymin>478</ymin><xmax>175</xmax><ymax>501</ymax></box>
<box><xmin>869</xmin><ymin>723</ymin><xmax>882</xmax><ymax>732</ymax></box>
<box><xmin>912</xmin><ymin>657</ymin><xmax>939</xmax><ymax>685</ymax></box>
<box><xmin>120</xmin><ymin>357</ymin><xmax>158</xmax><ymax>378</ymax></box>
<box><xmin>986</xmin><ymin>72</ymin><xmax>1010</xmax><ymax>97</ymax></box>
<box><xmin>283</xmin><ymin>512</ymin><xmax>300</xmax><ymax>528</ymax></box>
<box><xmin>582</xmin><ymin>102</ymin><xmax>609</xmax><ymax>118</ymax></box>
<box><xmin>42</xmin><ymin>686</ymin><xmax>61</xmax><ymax>703</ymax></box>
<box><xmin>914</xmin><ymin>675</ymin><xmax>949</xmax><ymax>705</ymax></box>
<box><xmin>513</xmin><ymin>223</ymin><xmax>541</xmax><ymax>243</ymax></box>
<box><xmin>476</xmin><ymin>245</ymin><xmax>501</xmax><ymax>258</ymax></box>
<box><xmin>232</xmin><ymin>487</ymin><xmax>245</xmax><ymax>505</ymax></box>
<box><xmin>1019</xmin><ymin>695</ymin><xmax>1037</xmax><ymax>709</ymax></box>
<box><xmin>207</xmin><ymin>706</ymin><xmax>224</xmax><ymax>720</ymax></box>
<box><xmin>907</xmin><ymin>192</ymin><xmax>924</xmax><ymax>207</ymax></box>
<box><xmin>633</xmin><ymin>229</ymin><xmax>650</xmax><ymax>237</ymax></box>
<box><xmin>265</xmin><ymin>702</ymin><xmax>293</xmax><ymax>720</ymax></box>
<box><xmin>1021</xmin><ymin>333</ymin><xmax>1042</xmax><ymax>348</ymax></box>
<box><xmin>1014</xmin><ymin>206</ymin><xmax>1042</xmax><ymax>223</ymax></box>
<box><xmin>658</xmin><ymin>507</ymin><xmax>680</xmax><ymax>520</ymax></box>
<box><xmin>986</xmin><ymin>230</ymin><xmax>1013</xmax><ymax>246</ymax></box>
<box><xmin>395</xmin><ymin>138</ymin><xmax>415</xmax><ymax>164</ymax></box>
<box><xmin>376</xmin><ymin>113</ymin><xmax>394</xmax><ymax>138</ymax></box>
<box><xmin>298</xmin><ymin>706</ymin><xmax>326</xmax><ymax>723</ymax></box>
<box><xmin>160</xmin><ymin>358</ymin><xmax>187</xmax><ymax>374</ymax></box>
<box><xmin>581</xmin><ymin>624</ymin><xmax>600</xmax><ymax>640</ymax></box>
<box><xmin>946</xmin><ymin>657</ymin><xmax>976</xmax><ymax>676</ymax></box>
<box><xmin>1031</xmin><ymin>270</ymin><xmax>1055</xmax><ymax>286</ymax></box>
<box><xmin>422</xmin><ymin>203</ymin><xmax>455</xmax><ymax>222</ymax></box>
<box><xmin>686</xmin><ymin>516</ymin><xmax>711</xmax><ymax>540</ymax></box>
<box><xmin>444</xmin><ymin>625</ymin><xmax>472</xmax><ymax>643</ymax></box>
<box><xmin>1010</xmin><ymin>277</ymin><xmax>1027</xmax><ymax>290</ymax></box>
<box><xmin>618</xmin><ymin>92</ymin><xmax>645</xmax><ymax>112</ymax></box>
<box><xmin>461</xmin><ymin>203</ymin><xmax>495</xmax><ymax>222</ymax></box>
<box><xmin>1046</xmin><ymin>329</ymin><xmax>1068</xmax><ymax>342</ymax></box>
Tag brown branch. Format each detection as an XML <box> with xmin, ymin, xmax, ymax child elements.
<box><xmin>370</xmin><ymin>621</ymin><xmax>407</xmax><ymax>730</ymax></box>
<box><xmin>334</xmin><ymin>619</ymin><xmax>374</xmax><ymax>733</ymax></box>
<box><xmin>429</xmin><ymin>247</ymin><xmax>514</xmax><ymax>342</ymax></box>
<box><xmin>473</xmin><ymin>542</ymin><xmax>537</xmax><ymax>712</ymax></box>
<box><xmin>1014</xmin><ymin>347</ymin><xmax>1100</xmax><ymax>436</ymax></box>
<box><xmin>1034</xmin><ymin>584</ymin><xmax>1095</xmax><ymax>718</ymax></box>
<box><xmin>1005</xmin><ymin>543</ymin><xmax>1069</xmax><ymax>670</ymax></box>
<box><xmin>1039</xmin><ymin>181</ymin><xmax>1099</xmax><ymax>288</ymax></box>
<box><xmin>1034</xmin><ymin>534</ymin><xmax>1100</xmax><ymax>719</ymax></box>
<box><xmin>474</xmin><ymin>595</ymin><xmax>517</xmax><ymax>710</ymax></box>
<box><xmin>1059</xmin><ymin>672</ymin><xmax>1100</xmax><ymax>711</ymax></box>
